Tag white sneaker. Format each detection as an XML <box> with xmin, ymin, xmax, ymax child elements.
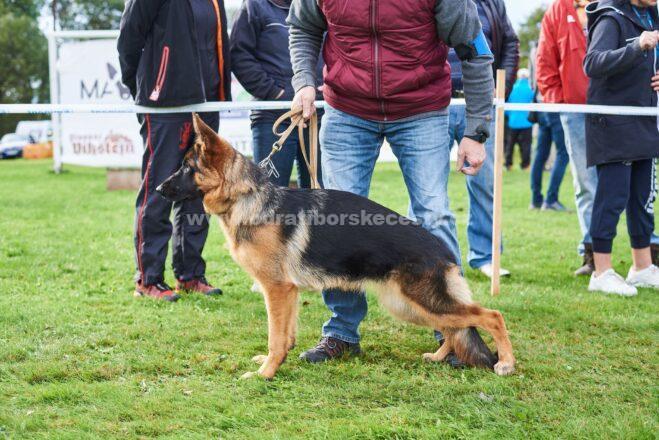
<box><xmin>588</xmin><ymin>269</ymin><xmax>638</xmax><ymax>296</ymax></box>
<box><xmin>478</xmin><ymin>264</ymin><xmax>511</xmax><ymax>278</ymax></box>
<box><xmin>626</xmin><ymin>264</ymin><xmax>659</xmax><ymax>289</ymax></box>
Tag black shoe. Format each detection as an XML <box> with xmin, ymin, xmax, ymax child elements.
<box><xmin>438</xmin><ymin>338</ymin><xmax>466</xmax><ymax>369</ymax></box>
<box><xmin>299</xmin><ymin>337</ymin><xmax>361</xmax><ymax>363</ymax></box>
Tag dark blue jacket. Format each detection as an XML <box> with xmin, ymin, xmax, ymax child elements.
<box><xmin>229</xmin><ymin>0</ymin><xmax>324</xmax><ymax>124</ymax></box>
<box><xmin>448</xmin><ymin>0</ymin><xmax>519</xmax><ymax>98</ymax></box>
<box><xmin>584</xmin><ymin>0</ymin><xmax>659</xmax><ymax>166</ymax></box>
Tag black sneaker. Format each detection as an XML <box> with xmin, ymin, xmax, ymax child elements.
<box><xmin>299</xmin><ymin>337</ymin><xmax>361</xmax><ymax>363</ymax></box>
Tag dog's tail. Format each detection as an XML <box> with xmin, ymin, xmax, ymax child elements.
<box><xmin>450</xmin><ymin>327</ymin><xmax>497</xmax><ymax>369</ymax></box>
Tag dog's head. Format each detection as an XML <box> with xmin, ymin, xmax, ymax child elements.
<box><xmin>156</xmin><ymin>113</ymin><xmax>263</xmax><ymax>214</ymax></box>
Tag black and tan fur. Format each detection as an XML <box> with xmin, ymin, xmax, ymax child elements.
<box><xmin>157</xmin><ymin>114</ymin><xmax>516</xmax><ymax>379</ymax></box>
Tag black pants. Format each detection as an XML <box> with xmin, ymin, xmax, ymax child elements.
<box><xmin>590</xmin><ymin>159</ymin><xmax>656</xmax><ymax>254</ymax></box>
<box><xmin>134</xmin><ymin>112</ymin><xmax>219</xmax><ymax>285</ymax></box>
<box><xmin>505</xmin><ymin>128</ymin><xmax>532</xmax><ymax>169</ymax></box>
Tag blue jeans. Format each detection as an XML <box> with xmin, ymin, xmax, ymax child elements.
<box><xmin>560</xmin><ymin>113</ymin><xmax>598</xmax><ymax>253</ymax></box>
<box><xmin>445</xmin><ymin>105</ymin><xmax>498</xmax><ymax>269</ymax></box>
<box><xmin>530</xmin><ymin>112</ymin><xmax>569</xmax><ymax>207</ymax></box>
<box><xmin>319</xmin><ymin>104</ymin><xmax>459</xmax><ymax>343</ymax></box>
<box><xmin>251</xmin><ymin>120</ymin><xmax>323</xmax><ymax>188</ymax></box>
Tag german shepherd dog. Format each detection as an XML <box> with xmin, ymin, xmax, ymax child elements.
<box><xmin>157</xmin><ymin>114</ymin><xmax>515</xmax><ymax>379</ymax></box>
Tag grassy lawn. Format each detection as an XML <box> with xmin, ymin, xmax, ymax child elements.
<box><xmin>0</xmin><ymin>159</ymin><xmax>657</xmax><ymax>439</ymax></box>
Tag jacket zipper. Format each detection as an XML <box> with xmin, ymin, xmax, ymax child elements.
<box><xmin>371</xmin><ymin>0</ymin><xmax>386</xmax><ymax>120</ymax></box>
<box><xmin>149</xmin><ymin>45</ymin><xmax>170</xmax><ymax>101</ymax></box>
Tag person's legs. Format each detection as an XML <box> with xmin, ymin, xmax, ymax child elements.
<box><xmin>251</xmin><ymin>119</ymin><xmax>297</xmax><ymax>187</ymax></box>
<box><xmin>626</xmin><ymin>159</ymin><xmax>655</xmax><ymax>270</ymax></box>
<box><xmin>388</xmin><ymin>113</ymin><xmax>461</xmax><ymax>267</ymax></box>
<box><xmin>504</xmin><ymin>128</ymin><xmax>516</xmax><ymax>169</ymax></box>
<box><xmin>464</xmin><ymin>116</ymin><xmax>500</xmax><ymax>270</ymax></box>
<box><xmin>134</xmin><ymin>113</ymin><xmax>191</xmax><ymax>287</ymax></box>
<box><xmin>530</xmin><ymin>113</ymin><xmax>552</xmax><ymax>207</ymax></box>
<box><xmin>519</xmin><ymin>128</ymin><xmax>533</xmax><ymax>169</ymax></box>
<box><xmin>590</xmin><ymin>162</ymin><xmax>631</xmax><ymax>271</ymax></box>
<box><xmin>318</xmin><ymin>105</ymin><xmax>383</xmax><ymax>345</ymax></box>
<box><xmin>560</xmin><ymin>113</ymin><xmax>598</xmax><ymax>252</ymax></box>
<box><xmin>544</xmin><ymin>113</ymin><xmax>569</xmax><ymax>205</ymax></box>
<box><xmin>171</xmin><ymin>112</ymin><xmax>218</xmax><ymax>282</ymax></box>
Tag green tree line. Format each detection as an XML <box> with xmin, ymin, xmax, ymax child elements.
<box><xmin>0</xmin><ymin>0</ymin><xmax>124</xmax><ymax>135</ymax></box>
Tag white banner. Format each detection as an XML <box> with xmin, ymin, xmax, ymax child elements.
<box><xmin>58</xmin><ymin>39</ymin><xmax>143</xmax><ymax>167</ymax></box>
<box><xmin>56</xmin><ymin>38</ymin><xmax>255</xmax><ymax>168</ymax></box>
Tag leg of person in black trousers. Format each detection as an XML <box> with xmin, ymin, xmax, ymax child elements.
<box><xmin>518</xmin><ymin>128</ymin><xmax>532</xmax><ymax>170</ymax></box>
<box><xmin>588</xmin><ymin>159</ymin><xmax>657</xmax><ymax>296</ymax></box>
<box><xmin>134</xmin><ymin>112</ymin><xmax>222</xmax><ymax>301</ymax></box>
<box><xmin>504</xmin><ymin>128</ymin><xmax>517</xmax><ymax>170</ymax></box>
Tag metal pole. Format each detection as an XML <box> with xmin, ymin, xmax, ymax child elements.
<box><xmin>47</xmin><ymin>34</ymin><xmax>62</xmax><ymax>174</ymax></box>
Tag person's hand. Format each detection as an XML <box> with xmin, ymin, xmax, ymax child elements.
<box><xmin>638</xmin><ymin>31</ymin><xmax>659</xmax><ymax>51</ymax></box>
<box><xmin>292</xmin><ymin>85</ymin><xmax>317</xmax><ymax>119</ymax></box>
<box><xmin>457</xmin><ymin>137</ymin><xmax>486</xmax><ymax>176</ymax></box>
<box><xmin>652</xmin><ymin>74</ymin><xmax>659</xmax><ymax>92</ymax></box>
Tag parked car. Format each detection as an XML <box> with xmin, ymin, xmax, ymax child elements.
<box><xmin>0</xmin><ymin>133</ymin><xmax>31</xmax><ymax>159</ymax></box>
<box><xmin>15</xmin><ymin>121</ymin><xmax>52</xmax><ymax>144</ymax></box>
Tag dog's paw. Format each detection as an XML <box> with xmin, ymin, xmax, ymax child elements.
<box><xmin>239</xmin><ymin>371</ymin><xmax>259</xmax><ymax>380</ymax></box>
<box><xmin>494</xmin><ymin>361</ymin><xmax>515</xmax><ymax>376</ymax></box>
<box><xmin>422</xmin><ymin>352</ymin><xmax>441</xmax><ymax>363</ymax></box>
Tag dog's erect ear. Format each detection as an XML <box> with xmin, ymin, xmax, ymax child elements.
<box><xmin>192</xmin><ymin>113</ymin><xmax>215</xmax><ymax>148</ymax></box>
<box><xmin>192</xmin><ymin>113</ymin><xmax>233</xmax><ymax>158</ymax></box>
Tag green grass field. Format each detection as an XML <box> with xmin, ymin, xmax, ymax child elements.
<box><xmin>0</xmin><ymin>159</ymin><xmax>657</xmax><ymax>439</ymax></box>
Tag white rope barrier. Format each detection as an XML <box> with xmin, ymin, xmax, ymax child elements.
<box><xmin>502</xmin><ymin>102</ymin><xmax>659</xmax><ymax>117</ymax></box>
<box><xmin>0</xmin><ymin>99</ymin><xmax>656</xmax><ymax>116</ymax></box>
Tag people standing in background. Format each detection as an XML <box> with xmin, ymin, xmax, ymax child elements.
<box><xmin>583</xmin><ymin>0</ymin><xmax>659</xmax><ymax>295</ymax></box>
<box><xmin>537</xmin><ymin>0</ymin><xmax>602</xmax><ymax>276</ymax></box>
<box><xmin>529</xmin><ymin>109</ymin><xmax>570</xmax><ymax>211</ymax></box>
<box><xmin>118</xmin><ymin>0</ymin><xmax>232</xmax><ymax>301</ymax></box>
<box><xmin>505</xmin><ymin>68</ymin><xmax>534</xmax><ymax>170</ymax></box>
<box><xmin>230</xmin><ymin>0</ymin><xmax>324</xmax><ymax>188</ymax></box>
<box><xmin>537</xmin><ymin>0</ymin><xmax>659</xmax><ymax>275</ymax></box>
<box><xmin>445</xmin><ymin>0</ymin><xmax>519</xmax><ymax>279</ymax></box>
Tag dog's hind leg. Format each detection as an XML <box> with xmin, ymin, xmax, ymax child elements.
<box><xmin>243</xmin><ymin>281</ymin><xmax>298</xmax><ymax>380</ymax></box>
<box><xmin>403</xmin><ymin>301</ymin><xmax>515</xmax><ymax>375</ymax></box>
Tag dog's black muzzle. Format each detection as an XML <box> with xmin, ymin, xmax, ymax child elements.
<box><xmin>156</xmin><ymin>164</ymin><xmax>202</xmax><ymax>202</ymax></box>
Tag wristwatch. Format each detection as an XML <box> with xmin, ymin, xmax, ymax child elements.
<box><xmin>464</xmin><ymin>130</ymin><xmax>488</xmax><ymax>144</ymax></box>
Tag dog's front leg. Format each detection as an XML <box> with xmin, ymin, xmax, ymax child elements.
<box><xmin>242</xmin><ymin>282</ymin><xmax>298</xmax><ymax>380</ymax></box>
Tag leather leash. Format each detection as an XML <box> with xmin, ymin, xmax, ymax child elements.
<box><xmin>258</xmin><ymin>108</ymin><xmax>320</xmax><ymax>189</ymax></box>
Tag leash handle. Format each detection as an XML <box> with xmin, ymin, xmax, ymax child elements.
<box><xmin>266</xmin><ymin>108</ymin><xmax>320</xmax><ymax>189</ymax></box>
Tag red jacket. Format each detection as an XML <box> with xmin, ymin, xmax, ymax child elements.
<box><xmin>319</xmin><ymin>0</ymin><xmax>451</xmax><ymax>121</ymax></box>
<box><xmin>536</xmin><ymin>0</ymin><xmax>589</xmax><ymax>104</ymax></box>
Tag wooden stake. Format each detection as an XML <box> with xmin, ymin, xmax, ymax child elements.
<box><xmin>491</xmin><ymin>69</ymin><xmax>506</xmax><ymax>296</ymax></box>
